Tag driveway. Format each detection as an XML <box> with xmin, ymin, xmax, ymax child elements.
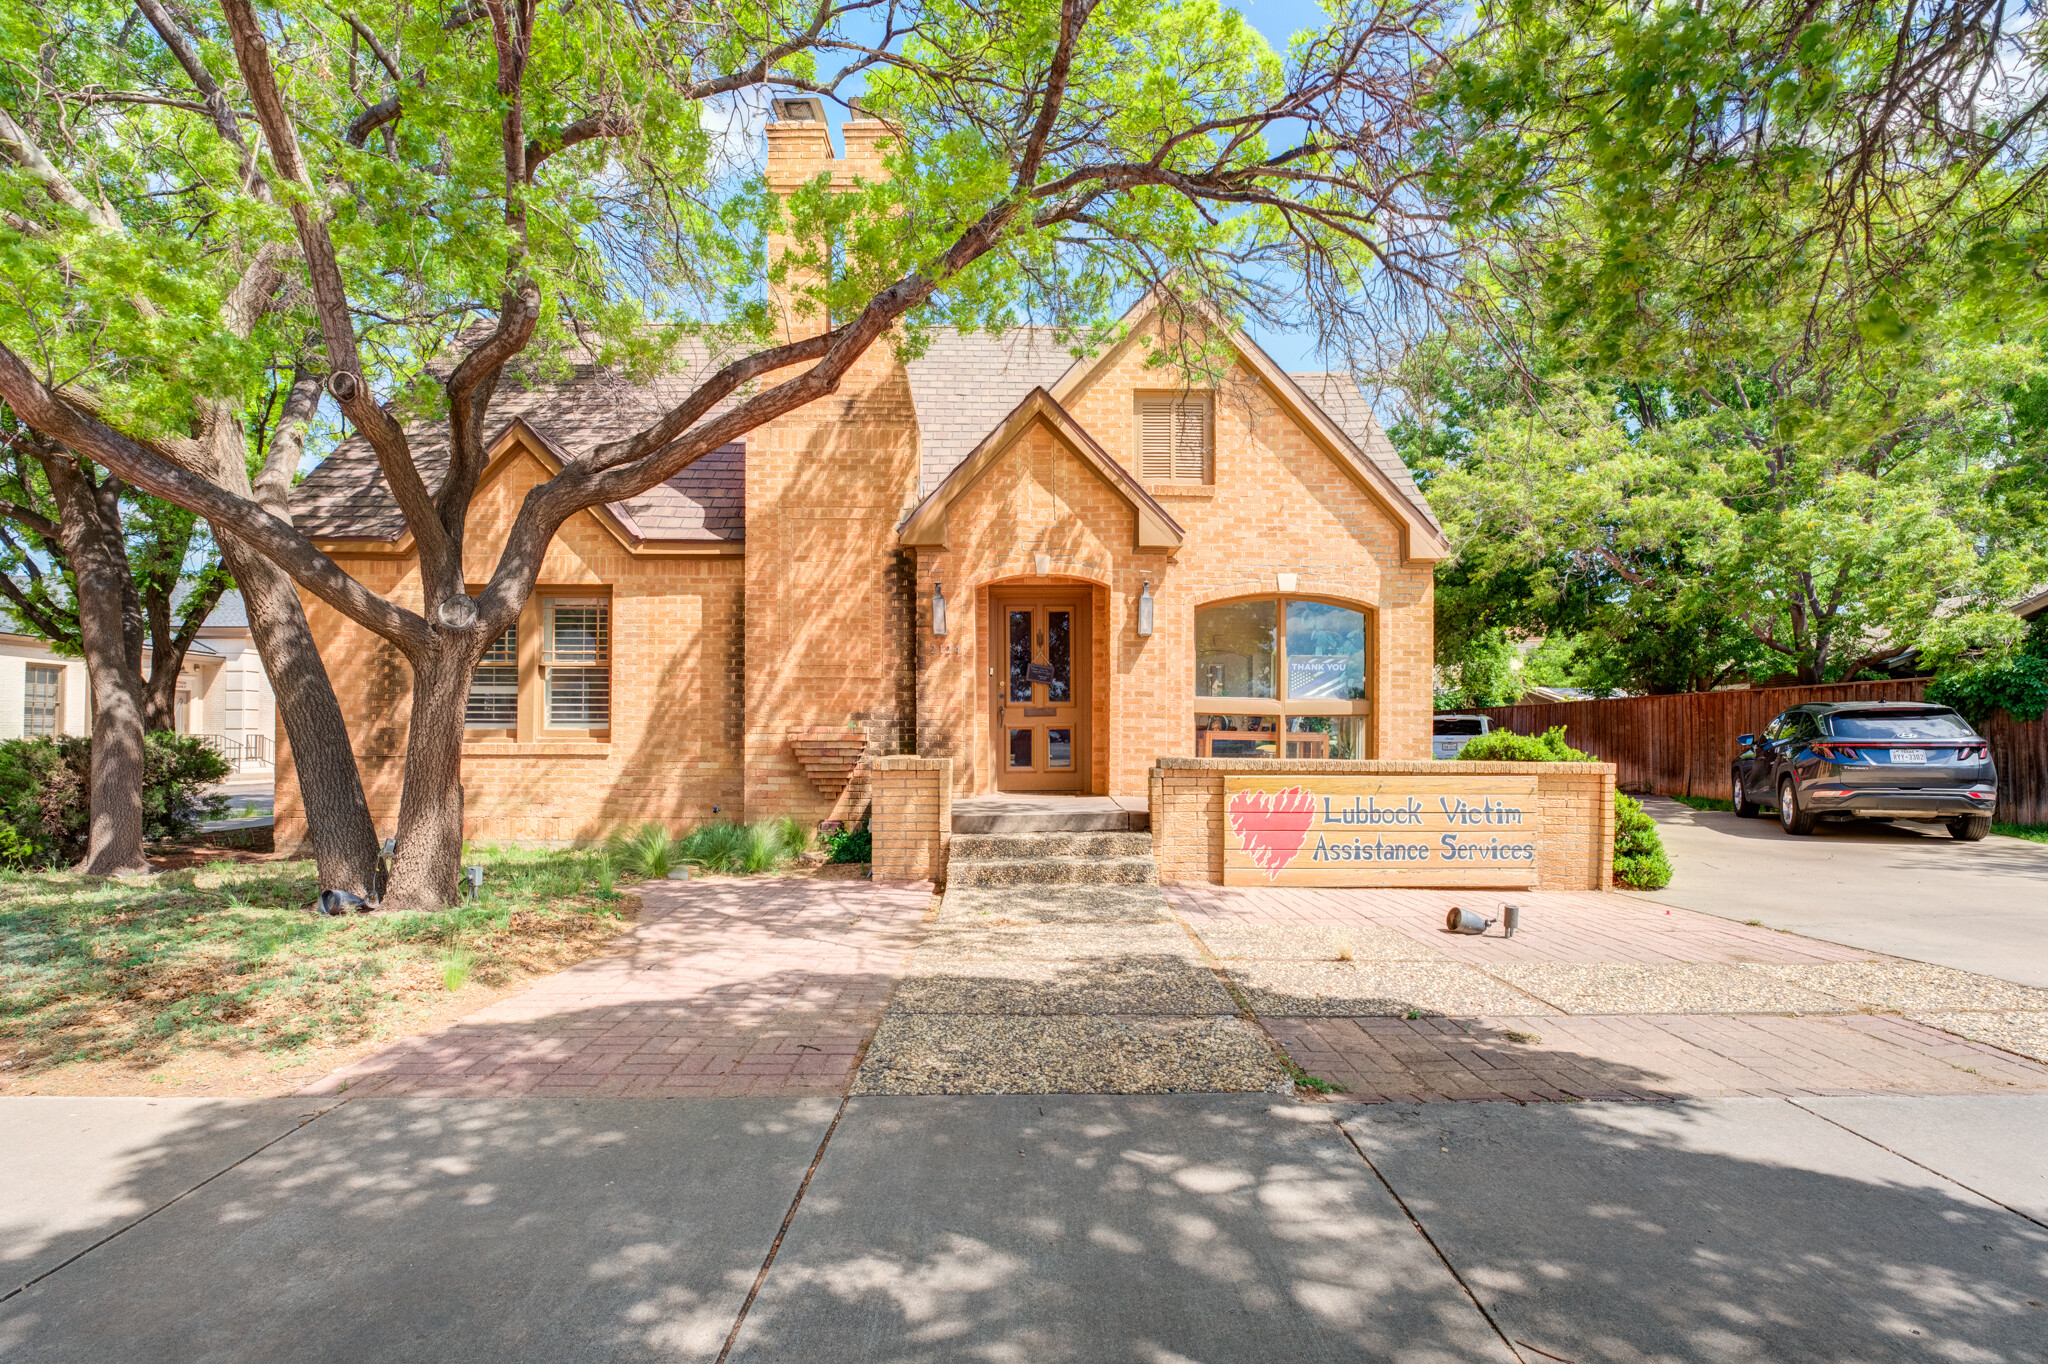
<box><xmin>1636</xmin><ymin>796</ymin><xmax>2048</xmax><ymax>987</ymax></box>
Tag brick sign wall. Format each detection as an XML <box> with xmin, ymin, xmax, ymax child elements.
<box><xmin>1222</xmin><ymin>775</ymin><xmax>1542</xmax><ymax>887</ymax></box>
<box><xmin>1151</xmin><ymin>758</ymin><xmax>1615</xmax><ymax>891</ymax></box>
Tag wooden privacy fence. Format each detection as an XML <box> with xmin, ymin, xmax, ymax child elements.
<box><xmin>1467</xmin><ymin>680</ymin><xmax>2048</xmax><ymax>826</ymax></box>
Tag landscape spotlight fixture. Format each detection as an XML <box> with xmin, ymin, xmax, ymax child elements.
<box><xmin>1445</xmin><ymin>906</ymin><xmax>1495</xmax><ymax>935</ymax></box>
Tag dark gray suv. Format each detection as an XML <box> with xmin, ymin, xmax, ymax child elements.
<box><xmin>1732</xmin><ymin>702</ymin><xmax>1998</xmax><ymax>839</ymax></box>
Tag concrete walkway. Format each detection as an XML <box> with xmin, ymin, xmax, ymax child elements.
<box><xmin>6</xmin><ymin>1092</ymin><xmax>2044</xmax><ymax>1361</ymax></box>
<box><xmin>1637</xmin><ymin>795</ymin><xmax>2048</xmax><ymax>987</ymax></box>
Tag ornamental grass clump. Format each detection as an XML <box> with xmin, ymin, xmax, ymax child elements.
<box><xmin>636</xmin><ymin>817</ymin><xmax>813</xmax><ymax>877</ymax></box>
<box><xmin>1456</xmin><ymin>725</ymin><xmax>1673</xmax><ymax>890</ymax></box>
<box><xmin>605</xmin><ymin>823</ymin><xmax>682</xmax><ymax>880</ymax></box>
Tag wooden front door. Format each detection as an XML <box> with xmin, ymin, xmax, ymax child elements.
<box><xmin>992</xmin><ymin>592</ymin><xmax>1090</xmax><ymax>792</ymax></box>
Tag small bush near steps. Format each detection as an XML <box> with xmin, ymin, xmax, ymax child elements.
<box><xmin>822</xmin><ymin>824</ymin><xmax>871</xmax><ymax>864</ymax></box>
<box><xmin>1455</xmin><ymin>725</ymin><xmax>1673</xmax><ymax>890</ymax></box>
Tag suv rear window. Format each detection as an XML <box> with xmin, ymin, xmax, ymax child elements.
<box><xmin>1826</xmin><ymin>711</ymin><xmax>1975</xmax><ymax>740</ymax></box>
<box><xmin>1433</xmin><ymin>718</ymin><xmax>1486</xmax><ymax>736</ymax></box>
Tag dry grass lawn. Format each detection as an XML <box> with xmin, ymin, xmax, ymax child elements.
<box><xmin>0</xmin><ymin>846</ymin><xmax>635</xmax><ymax>1094</ymax></box>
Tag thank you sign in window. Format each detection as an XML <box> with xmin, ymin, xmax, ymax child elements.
<box><xmin>1222</xmin><ymin>776</ymin><xmax>1541</xmax><ymax>887</ymax></box>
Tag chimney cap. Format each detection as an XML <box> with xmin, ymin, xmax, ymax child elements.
<box><xmin>770</xmin><ymin>96</ymin><xmax>827</xmax><ymax>124</ymax></box>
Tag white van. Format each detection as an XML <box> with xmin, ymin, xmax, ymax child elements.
<box><xmin>1432</xmin><ymin>714</ymin><xmax>1490</xmax><ymax>760</ymax></box>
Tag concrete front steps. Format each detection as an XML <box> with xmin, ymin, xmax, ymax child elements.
<box><xmin>947</xmin><ymin>830</ymin><xmax>1158</xmax><ymax>889</ymax></box>
<box><xmin>949</xmin><ymin>795</ymin><xmax>1149</xmax><ymax>835</ymax></box>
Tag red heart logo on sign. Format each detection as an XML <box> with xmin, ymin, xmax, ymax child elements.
<box><xmin>1227</xmin><ymin>786</ymin><xmax>1317</xmax><ymax>879</ymax></box>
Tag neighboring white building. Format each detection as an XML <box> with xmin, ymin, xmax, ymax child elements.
<box><xmin>0</xmin><ymin>592</ymin><xmax>274</xmax><ymax>767</ymax></box>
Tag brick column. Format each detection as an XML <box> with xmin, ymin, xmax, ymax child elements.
<box><xmin>870</xmin><ymin>756</ymin><xmax>950</xmax><ymax>884</ymax></box>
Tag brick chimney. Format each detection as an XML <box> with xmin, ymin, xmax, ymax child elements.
<box><xmin>764</xmin><ymin>97</ymin><xmax>894</xmax><ymax>343</ymax></box>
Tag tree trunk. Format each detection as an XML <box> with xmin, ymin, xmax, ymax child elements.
<box><xmin>218</xmin><ymin>536</ymin><xmax>383</xmax><ymax>897</ymax></box>
<box><xmin>42</xmin><ymin>457</ymin><xmax>150</xmax><ymax>875</ymax></box>
<box><xmin>381</xmin><ymin>644</ymin><xmax>472</xmax><ymax>913</ymax></box>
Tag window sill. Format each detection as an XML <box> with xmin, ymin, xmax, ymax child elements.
<box><xmin>1145</xmin><ymin>481</ymin><xmax>1215</xmax><ymax>498</ymax></box>
<box><xmin>462</xmin><ymin>739</ymin><xmax>611</xmax><ymax>758</ymax></box>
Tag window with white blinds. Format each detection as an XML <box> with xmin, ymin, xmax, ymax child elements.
<box><xmin>464</xmin><ymin>626</ymin><xmax>518</xmax><ymax>728</ymax></box>
<box><xmin>544</xmin><ymin>598</ymin><xmax>610</xmax><ymax>728</ymax></box>
<box><xmin>1136</xmin><ymin>393</ymin><xmax>1212</xmax><ymax>482</ymax></box>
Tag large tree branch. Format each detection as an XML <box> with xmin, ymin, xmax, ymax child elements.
<box><xmin>1013</xmin><ymin>0</ymin><xmax>1097</xmax><ymax>187</ymax></box>
<box><xmin>219</xmin><ymin>0</ymin><xmax>443</xmax><ymax>575</ymax></box>
<box><xmin>0</xmin><ymin>105</ymin><xmax>123</xmax><ymax>233</ymax></box>
<box><xmin>133</xmin><ymin>0</ymin><xmax>268</xmax><ymax>198</ymax></box>
<box><xmin>0</xmin><ymin>563</ymin><xmax>77</xmax><ymax>644</ymax></box>
<box><xmin>522</xmin><ymin>111</ymin><xmax>633</xmax><ymax>182</ymax></box>
<box><xmin>0</xmin><ymin>340</ymin><xmax>428</xmax><ymax>649</ymax></box>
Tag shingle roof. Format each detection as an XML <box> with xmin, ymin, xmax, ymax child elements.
<box><xmin>1285</xmin><ymin>372</ymin><xmax>1442</xmax><ymax>536</ymax></box>
<box><xmin>293</xmin><ymin>345</ymin><xmax>745</xmax><ymax>544</ymax></box>
<box><xmin>904</xmin><ymin>328</ymin><xmax>1077</xmax><ymax>495</ymax></box>
<box><xmin>898</xmin><ymin>331</ymin><xmax>1435</xmax><ymax>532</ymax></box>
<box><xmin>203</xmin><ymin>590</ymin><xmax>248</xmax><ymax>629</ymax></box>
<box><xmin>292</xmin><ymin>335</ymin><xmax>1436</xmax><ymax>543</ymax></box>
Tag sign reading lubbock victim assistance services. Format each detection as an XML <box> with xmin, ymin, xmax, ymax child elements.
<box><xmin>1223</xmin><ymin>776</ymin><xmax>1541</xmax><ymax>887</ymax></box>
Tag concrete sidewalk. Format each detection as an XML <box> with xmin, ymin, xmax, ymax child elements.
<box><xmin>5</xmin><ymin>1092</ymin><xmax>2044</xmax><ymax>1361</ymax></box>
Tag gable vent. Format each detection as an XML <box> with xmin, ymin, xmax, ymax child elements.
<box><xmin>1137</xmin><ymin>393</ymin><xmax>1212</xmax><ymax>481</ymax></box>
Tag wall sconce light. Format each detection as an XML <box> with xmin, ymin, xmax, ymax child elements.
<box><xmin>1136</xmin><ymin>579</ymin><xmax>1155</xmax><ymax>637</ymax></box>
<box><xmin>931</xmin><ymin>576</ymin><xmax>948</xmax><ymax>637</ymax></box>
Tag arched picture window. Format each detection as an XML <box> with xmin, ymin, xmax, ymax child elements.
<box><xmin>1195</xmin><ymin>597</ymin><xmax>1371</xmax><ymax>759</ymax></box>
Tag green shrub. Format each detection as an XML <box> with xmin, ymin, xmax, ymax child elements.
<box><xmin>1612</xmin><ymin>792</ymin><xmax>1673</xmax><ymax>890</ymax></box>
<box><xmin>1456</xmin><ymin>726</ymin><xmax>1585</xmax><ymax>763</ymax></box>
<box><xmin>142</xmin><ymin>733</ymin><xmax>233</xmax><ymax>842</ymax></box>
<box><xmin>823</xmin><ymin>824</ymin><xmax>871</xmax><ymax>864</ymax></box>
<box><xmin>1927</xmin><ymin>654</ymin><xmax>2048</xmax><ymax>726</ymax></box>
<box><xmin>1452</xmin><ymin>725</ymin><xmax>1673</xmax><ymax>890</ymax></box>
<box><xmin>0</xmin><ymin>733</ymin><xmax>229</xmax><ymax>867</ymax></box>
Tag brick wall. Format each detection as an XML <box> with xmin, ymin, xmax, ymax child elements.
<box><xmin>911</xmin><ymin>331</ymin><xmax>1437</xmax><ymax>800</ymax></box>
<box><xmin>1148</xmin><ymin>758</ymin><xmax>1616</xmax><ymax>891</ymax></box>
<box><xmin>275</xmin><ymin>443</ymin><xmax>746</xmax><ymax>852</ymax></box>
<box><xmin>742</xmin><ymin>112</ymin><xmax>920</xmax><ymax>825</ymax></box>
<box><xmin>869</xmin><ymin>756</ymin><xmax>950</xmax><ymax>883</ymax></box>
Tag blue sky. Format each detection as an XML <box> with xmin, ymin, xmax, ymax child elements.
<box><xmin>778</xmin><ymin>0</ymin><xmax>1356</xmax><ymax>373</ymax></box>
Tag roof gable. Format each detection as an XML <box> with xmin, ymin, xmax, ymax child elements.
<box><xmin>899</xmin><ymin>389</ymin><xmax>1184</xmax><ymax>552</ymax></box>
<box><xmin>1047</xmin><ymin>288</ymin><xmax>1449</xmax><ymax>562</ymax></box>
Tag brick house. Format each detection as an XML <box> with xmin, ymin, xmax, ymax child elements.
<box><xmin>275</xmin><ymin>104</ymin><xmax>1449</xmax><ymax>851</ymax></box>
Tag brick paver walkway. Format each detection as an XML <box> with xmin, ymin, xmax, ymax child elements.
<box><xmin>303</xmin><ymin>878</ymin><xmax>931</xmax><ymax>1099</ymax></box>
<box><xmin>1166</xmin><ymin>884</ymin><xmax>2048</xmax><ymax>1101</ymax></box>
<box><xmin>1167</xmin><ymin>885</ymin><xmax>1872</xmax><ymax>964</ymax></box>
<box><xmin>299</xmin><ymin>874</ymin><xmax>2048</xmax><ymax>1104</ymax></box>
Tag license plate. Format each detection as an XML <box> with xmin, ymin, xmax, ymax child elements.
<box><xmin>1892</xmin><ymin>749</ymin><xmax>1928</xmax><ymax>763</ymax></box>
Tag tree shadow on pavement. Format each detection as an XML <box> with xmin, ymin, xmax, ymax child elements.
<box><xmin>1343</xmin><ymin>1097</ymin><xmax>2048</xmax><ymax>1364</ymax></box>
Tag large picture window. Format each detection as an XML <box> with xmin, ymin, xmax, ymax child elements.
<box><xmin>1195</xmin><ymin>597</ymin><xmax>1370</xmax><ymax>759</ymax></box>
<box><xmin>544</xmin><ymin>597</ymin><xmax>610</xmax><ymax>729</ymax></box>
